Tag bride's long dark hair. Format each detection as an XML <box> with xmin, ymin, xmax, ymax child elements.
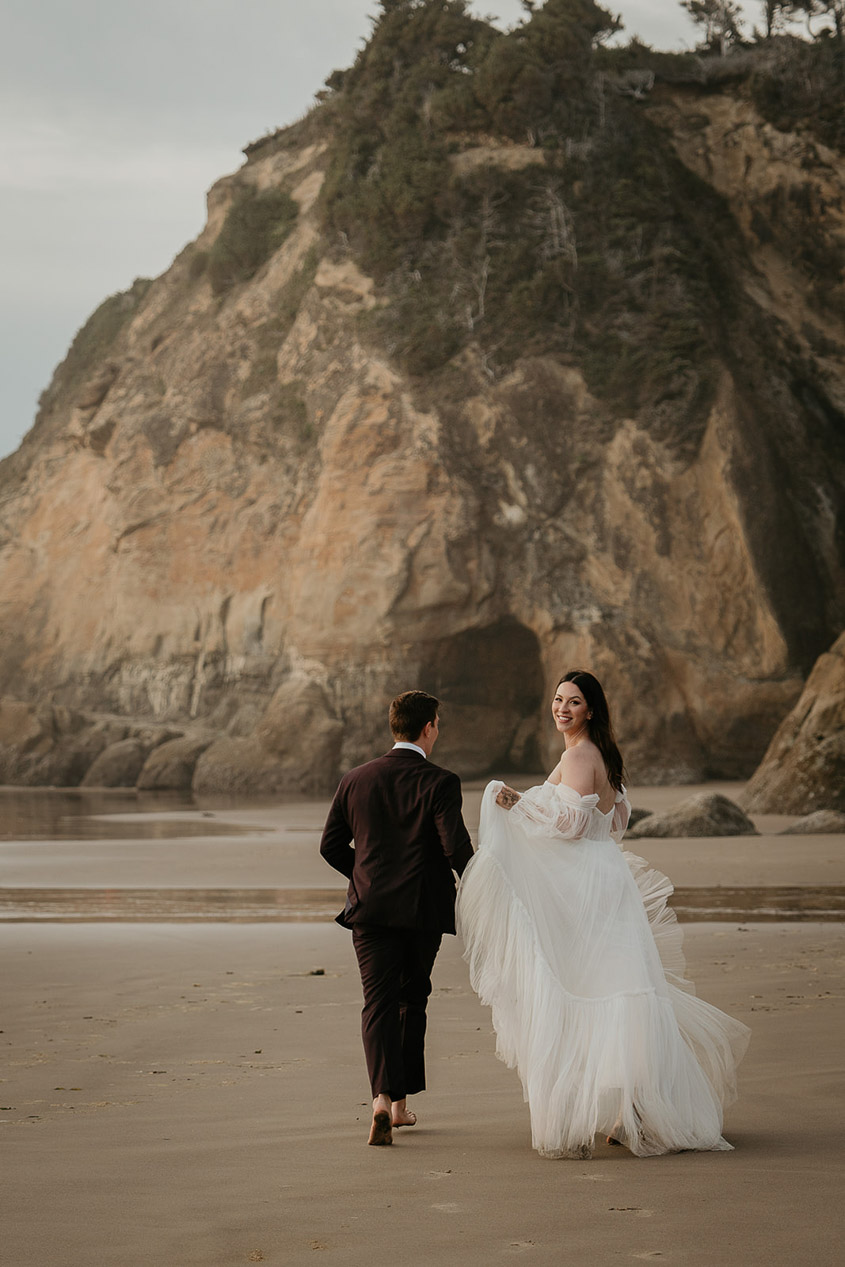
<box><xmin>558</xmin><ymin>670</ymin><xmax>626</xmax><ymax>792</ymax></box>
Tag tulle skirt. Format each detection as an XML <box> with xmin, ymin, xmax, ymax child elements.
<box><xmin>456</xmin><ymin>783</ymin><xmax>750</xmax><ymax>1159</ymax></box>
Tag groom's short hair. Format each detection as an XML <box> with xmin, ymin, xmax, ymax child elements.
<box><xmin>389</xmin><ymin>690</ymin><xmax>440</xmax><ymax>741</ymax></box>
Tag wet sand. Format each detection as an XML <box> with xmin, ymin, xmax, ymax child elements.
<box><xmin>2</xmin><ymin>782</ymin><xmax>844</xmax><ymax>1264</ymax></box>
<box><xmin>2</xmin><ymin>884</ymin><xmax>844</xmax><ymax>922</ymax></box>
<box><xmin>2</xmin><ymin>921</ymin><xmax>843</xmax><ymax>1266</ymax></box>
<box><xmin>2</xmin><ymin>780</ymin><xmax>844</xmax><ymax>895</ymax></box>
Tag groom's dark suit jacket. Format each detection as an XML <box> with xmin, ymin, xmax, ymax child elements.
<box><xmin>320</xmin><ymin>748</ymin><xmax>474</xmax><ymax>934</ymax></box>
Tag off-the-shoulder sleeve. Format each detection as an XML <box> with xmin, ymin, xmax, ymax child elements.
<box><xmin>509</xmin><ymin>781</ymin><xmax>595</xmax><ymax>842</ymax></box>
<box><xmin>610</xmin><ymin>785</ymin><xmax>631</xmax><ymax>844</ymax></box>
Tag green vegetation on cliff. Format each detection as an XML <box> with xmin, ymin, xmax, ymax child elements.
<box><xmin>315</xmin><ymin>0</ymin><xmax>735</xmax><ymax>447</ymax></box>
<box><xmin>307</xmin><ymin>0</ymin><xmax>844</xmax><ymax>454</ymax></box>
<box><xmin>751</xmin><ymin>36</ymin><xmax>845</xmax><ymax>154</ymax></box>
<box><xmin>57</xmin><ymin>279</ymin><xmax>153</xmax><ymax>394</ymax></box>
<box><xmin>208</xmin><ymin>186</ymin><xmax>299</xmax><ymax>295</ymax></box>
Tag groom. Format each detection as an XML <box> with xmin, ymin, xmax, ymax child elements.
<box><xmin>320</xmin><ymin>690</ymin><xmax>474</xmax><ymax>1146</ymax></box>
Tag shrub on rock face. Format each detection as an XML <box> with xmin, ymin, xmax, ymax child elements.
<box><xmin>49</xmin><ymin>279</ymin><xmax>152</xmax><ymax>402</ymax></box>
<box><xmin>751</xmin><ymin>37</ymin><xmax>845</xmax><ymax>156</ymax></box>
<box><xmin>625</xmin><ymin>792</ymin><xmax>759</xmax><ymax>839</ymax></box>
<box><xmin>208</xmin><ymin>186</ymin><xmax>299</xmax><ymax>295</ymax></box>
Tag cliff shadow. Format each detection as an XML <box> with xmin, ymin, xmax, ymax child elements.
<box><xmin>420</xmin><ymin>619</ymin><xmax>544</xmax><ymax>779</ymax></box>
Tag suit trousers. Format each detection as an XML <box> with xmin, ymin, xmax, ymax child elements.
<box><xmin>352</xmin><ymin>923</ymin><xmax>443</xmax><ymax>1101</ymax></box>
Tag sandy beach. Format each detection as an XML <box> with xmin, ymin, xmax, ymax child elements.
<box><xmin>2</xmin><ymin>783</ymin><xmax>844</xmax><ymax>1265</ymax></box>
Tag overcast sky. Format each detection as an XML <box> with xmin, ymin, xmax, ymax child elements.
<box><xmin>0</xmin><ymin>0</ymin><xmax>767</xmax><ymax>459</ymax></box>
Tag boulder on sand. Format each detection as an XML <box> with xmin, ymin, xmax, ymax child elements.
<box><xmin>191</xmin><ymin>737</ymin><xmax>290</xmax><ymax>796</ymax></box>
<box><xmin>82</xmin><ymin>739</ymin><xmax>148</xmax><ymax>788</ymax></box>
<box><xmin>193</xmin><ymin>678</ymin><xmax>344</xmax><ymax>795</ymax></box>
<box><xmin>137</xmin><ymin>735</ymin><xmax>214</xmax><ymax>791</ymax></box>
<box><xmin>779</xmin><ymin>810</ymin><xmax>845</xmax><ymax>836</ymax></box>
<box><xmin>625</xmin><ymin>792</ymin><xmax>758</xmax><ymax>839</ymax></box>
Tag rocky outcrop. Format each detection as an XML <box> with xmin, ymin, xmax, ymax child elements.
<box><xmin>137</xmin><ymin>735</ymin><xmax>214</xmax><ymax>791</ymax></box>
<box><xmin>254</xmin><ymin>677</ymin><xmax>344</xmax><ymax>785</ymax></box>
<box><xmin>192</xmin><ymin>738</ymin><xmax>290</xmax><ymax>796</ymax></box>
<box><xmin>192</xmin><ymin>678</ymin><xmax>344</xmax><ymax>793</ymax></box>
<box><xmin>81</xmin><ymin>739</ymin><xmax>148</xmax><ymax>788</ymax></box>
<box><xmin>625</xmin><ymin>793</ymin><xmax>759</xmax><ymax>839</ymax></box>
<box><xmin>0</xmin><ymin>700</ymin><xmax>126</xmax><ymax>787</ymax></box>
<box><xmin>742</xmin><ymin>632</ymin><xmax>845</xmax><ymax>814</ymax></box>
<box><xmin>0</xmin><ymin>44</ymin><xmax>843</xmax><ymax>794</ymax></box>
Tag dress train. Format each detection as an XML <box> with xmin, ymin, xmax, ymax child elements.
<box><xmin>456</xmin><ymin>780</ymin><xmax>750</xmax><ymax>1159</ymax></box>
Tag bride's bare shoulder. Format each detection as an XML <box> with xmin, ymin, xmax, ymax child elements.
<box><xmin>553</xmin><ymin>744</ymin><xmax>599</xmax><ymax>795</ymax></box>
<box><xmin>546</xmin><ymin>751</ymin><xmax>569</xmax><ymax>784</ymax></box>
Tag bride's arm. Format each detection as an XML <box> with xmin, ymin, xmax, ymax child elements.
<box><xmin>497</xmin><ymin>747</ymin><xmax>592</xmax><ymax>811</ymax></box>
<box><xmin>495</xmin><ymin>784</ymin><xmax>521</xmax><ymax>809</ymax></box>
<box><xmin>610</xmin><ymin>786</ymin><xmax>632</xmax><ymax>844</ymax></box>
<box><xmin>498</xmin><ymin>747</ymin><xmax>596</xmax><ymax>840</ymax></box>
<box><xmin>511</xmin><ymin>788</ymin><xmax>593</xmax><ymax>840</ymax></box>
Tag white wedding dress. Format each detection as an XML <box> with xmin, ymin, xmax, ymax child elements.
<box><xmin>456</xmin><ymin>780</ymin><xmax>750</xmax><ymax>1159</ymax></box>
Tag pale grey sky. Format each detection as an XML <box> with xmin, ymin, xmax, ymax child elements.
<box><xmin>0</xmin><ymin>1</ymin><xmax>766</xmax><ymax>459</ymax></box>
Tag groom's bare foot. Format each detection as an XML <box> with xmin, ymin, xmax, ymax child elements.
<box><xmin>391</xmin><ymin>1097</ymin><xmax>417</xmax><ymax>1128</ymax></box>
<box><xmin>368</xmin><ymin>1094</ymin><xmax>393</xmax><ymax>1146</ymax></box>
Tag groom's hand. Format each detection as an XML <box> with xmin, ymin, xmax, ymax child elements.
<box><xmin>496</xmin><ymin>785</ymin><xmax>521</xmax><ymax>810</ymax></box>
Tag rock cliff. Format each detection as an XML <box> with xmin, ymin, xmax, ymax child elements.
<box><xmin>741</xmin><ymin>631</ymin><xmax>845</xmax><ymax>814</ymax></box>
<box><xmin>0</xmin><ymin>9</ymin><xmax>843</xmax><ymax>793</ymax></box>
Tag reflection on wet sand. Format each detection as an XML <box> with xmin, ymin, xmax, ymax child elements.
<box><xmin>1</xmin><ymin>886</ymin><xmax>843</xmax><ymax>922</ymax></box>
<box><xmin>0</xmin><ymin>887</ymin><xmax>342</xmax><ymax>921</ymax></box>
<box><xmin>0</xmin><ymin>788</ymin><xmax>266</xmax><ymax>840</ymax></box>
<box><xmin>3</xmin><ymin>786</ymin><xmax>845</xmax><ymax>924</ymax></box>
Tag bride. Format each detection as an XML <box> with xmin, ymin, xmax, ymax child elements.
<box><xmin>456</xmin><ymin>670</ymin><xmax>750</xmax><ymax>1160</ymax></box>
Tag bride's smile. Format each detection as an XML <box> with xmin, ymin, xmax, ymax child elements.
<box><xmin>552</xmin><ymin>686</ymin><xmax>590</xmax><ymax>738</ymax></box>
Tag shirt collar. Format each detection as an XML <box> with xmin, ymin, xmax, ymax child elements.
<box><xmin>392</xmin><ymin>741</ymin><xmax>427</xmax><ymax>759</ymax></box>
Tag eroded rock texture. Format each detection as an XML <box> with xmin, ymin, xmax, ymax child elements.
<box><xmin>742</xmin><ymin>632</ymin><xmax>845</xmax><ymax>814</ymax></box>
<box><xmin>0</xmin><ymin>74</ymin><xmax>843</xmax><ymax>793</ymax></box>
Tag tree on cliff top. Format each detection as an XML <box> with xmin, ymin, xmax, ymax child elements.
<box><xmin>472</xmin><ymin>0</ymin><xmax>621</xmax><ymax>141</ymax></box>
<box><xmin>680</xmin><ymin>0</ymin><xmax>745</xmax><ymax>53</ymax></box>
<box><xmin>316</xmin><ymin>0</ymin><xmax>734</xmax><ymax>441</ymax></box>
<box><xmin>322</xmin><ymin>0</ymin><xmax>622</xmax><ymax>265</ymax></box>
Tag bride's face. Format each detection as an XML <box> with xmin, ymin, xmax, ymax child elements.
<box><xmin>552</xmin><ymin>683</ymin><xmax>590</xmax><ymax>736</ymax></box>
